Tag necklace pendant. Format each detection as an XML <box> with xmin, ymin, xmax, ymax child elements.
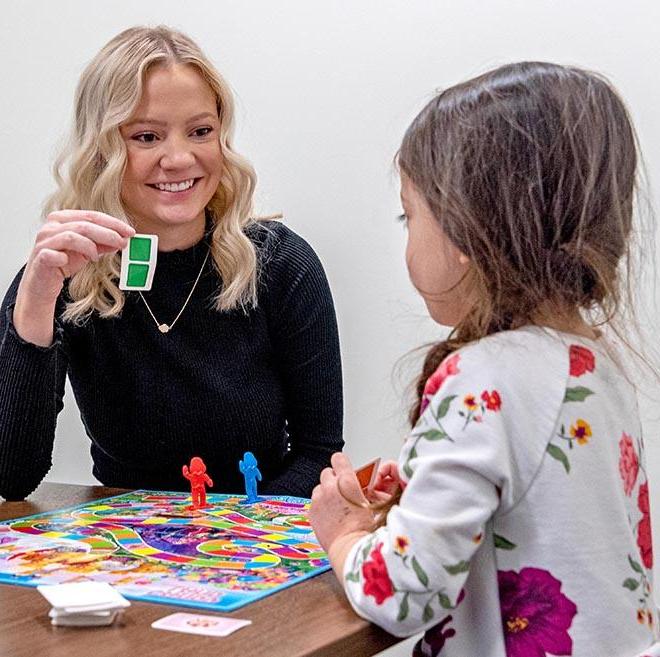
<box><xmin>158</xmin><ymin>323</ymin><xmax>170</xmax><ymax>334</ymax></box>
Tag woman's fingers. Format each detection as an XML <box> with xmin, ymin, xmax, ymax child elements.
<box><xmin>47</xmin><ymin>210</ymin><xmax>135</xmax><ymax>238</ymax></box>
<box><xmin>42</xmin><ymin>220</ymin><xmax>130</xmax><ymax>250</ymax></box>
<box><xmin>38</xmin><ymin>231</ymin><xmax>101</xmax><ymax>263</ymax></box>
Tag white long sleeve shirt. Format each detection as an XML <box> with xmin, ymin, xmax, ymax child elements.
<box><xmin>344</xmin><ymin>327</ymin><xmax>659</xmax><ymax>657</ymax></box>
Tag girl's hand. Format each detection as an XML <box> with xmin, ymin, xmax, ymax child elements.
<box><xmin>13</xmin><ymin>210</ymin><xmax>134</xmax><ymax>346</ymax></box>
<box><xmin>366</xmin><ymin>460</ymin><xmax>402</xmax><ymax>503</ymax></box>
<box><xmin>310</xmin><ymin>452</ymin><xmax>375</xmax><ymax>552</ymax></box>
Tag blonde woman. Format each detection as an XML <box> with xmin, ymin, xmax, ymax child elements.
<box><xmin>0</xmin><ymin>26</ymin><xmax>343</xmax><ymax>500</ymax></box>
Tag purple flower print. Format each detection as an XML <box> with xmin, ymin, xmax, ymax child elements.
<box><xmin>413</xmin><ymin>615</ymin><xmax>456</xmax><ymax>657</ymax></box>
<box><xmin>498</xmin><ymin>567</ymin><xmax>577</xmax><ymax>657</ymax></box>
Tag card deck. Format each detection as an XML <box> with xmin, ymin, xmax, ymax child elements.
<box><xmin>38</xmin><ymin>581</ymin><xmax>130</xmax><ymax>627</ymax></box>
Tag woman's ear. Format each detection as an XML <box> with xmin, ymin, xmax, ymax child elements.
<box><xmin>458</xmin><ymin>252</ymin><xmax>470</xmax><ymax>265</ymax></box>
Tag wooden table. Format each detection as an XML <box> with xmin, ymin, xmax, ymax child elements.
<box><xmin>0</xmin><ymin>483</ymin><xmax>400</xmax><ymax>657</ymax></box>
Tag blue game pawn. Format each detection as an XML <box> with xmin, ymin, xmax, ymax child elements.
<box><xmin>239</xmin><ymin>451</ymin><xmax>262</xmax><ymax>503</ymax></box>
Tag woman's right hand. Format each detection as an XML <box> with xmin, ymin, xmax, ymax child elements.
<box><xmin>13</xmin><ymin>210</ymin><xmax>135</xmax><ymax>346</ymax></box>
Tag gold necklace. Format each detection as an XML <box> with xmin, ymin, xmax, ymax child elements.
<box><xmin>139</xmin><ymin>250</ymin><xmax>210</xmax><ymax>334</ymax></box>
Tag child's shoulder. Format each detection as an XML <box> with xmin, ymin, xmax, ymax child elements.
<box><xmin>456</xmin><ymin>325</ymin><xmax>574</xmax><ymax>378</ymax></box>
<box><xmin>421</xmin><ymin>327</ymin><xmax>579</xmax><ymax>416</ymax></box>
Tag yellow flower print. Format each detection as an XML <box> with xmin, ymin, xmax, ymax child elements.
<box><xmin>570</xmin><ymin>419</ymin><xmax>592</xmax><ymax>445</ymax></box>
<box><xmin>394</xmin><ymin>535</ymin><xmax>409</xmax><ymax>555</ymax></box>
<box><xmin>463</xmin><ymin>394</ymin><xmax>478</xmax><ymax>411</ymax></box>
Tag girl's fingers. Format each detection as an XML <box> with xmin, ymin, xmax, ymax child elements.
<box><xmin>378</xmin><ymin>461</ymin><xmax>399</xmax><ymax>478</ymax></box>
<box><xmin>319</xmin><ymin>467</ymin><xmax>336</xmax><ymax>485</ymax></box>
<box><xmin>330</xmin><ymin>452</ymin><xmax>355</xmax><ymax>475</ymax></box>
<box><xmin>365</xmin><ymin>489</ymin><xmax>393</xmax><ymax>504</ymax></box>
<box><xmin>337</xmin><ymin>473</ymin><xmax>369</xmax><ymax>508</ymax></box>
<box><xmin>38</xmin><ymin>231</ymin><xmax>100</xmax><ymax>262</ymax></box>
<box><xmin>47</xmin><ymin>210</ymin><xmax>135</xmax><ymax>237</ymax></box>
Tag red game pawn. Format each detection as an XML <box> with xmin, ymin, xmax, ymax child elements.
<box><xmin>182</xmin><ymin>457</ymin><xmax>213</xmax><ymax>509</ymax></box>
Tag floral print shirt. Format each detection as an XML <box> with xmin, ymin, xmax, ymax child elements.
<box><xmin>343</xmin><ymin>327</ymin><xmax>659</xmax><ymax>657</ymax></box>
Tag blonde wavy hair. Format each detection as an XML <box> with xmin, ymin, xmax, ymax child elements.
<box><xmin>46</xmin><ymin>25</ymin><xmax>260</xmax><ymax>321</ymax></box>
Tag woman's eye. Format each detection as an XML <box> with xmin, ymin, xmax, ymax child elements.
<box><xmin>134</xmin><ymin>132</ymin><xmax>158</xmax><ymax>143</ymax></box>
<box><xmin>192</xmin><ymin>127</ymin><xmax>213</xmax><ymax>138</ymax></box>
<box><xmin>396</xmin><ymin>213</ymin><xmax>408</xmax><ymax>224</ymax></box>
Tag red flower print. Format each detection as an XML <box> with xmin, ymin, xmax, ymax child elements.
<box><xmin>420</xmin><ymin>354</ymin><xmax>461</xmax><ymax>414</ymax></box>
<box><xmin>569</xmin><ymin>345</ymin><xmax>595</xmax><ymax>377</ymax></box>
<box><xmin>481</xmin><ymin>390</ymin><xmax>502</xmax><ymax>411</ymax></box>
<box><xmin>498</xmin><ymin>567</ymin><xmax>577</xmax><ymax>657</ymax></box>
<box><xmin>639</xmin><ymin>481</ymin><xmax>650</xmax><ymax>514</ymax></box>
<box><xmin>618</xmin><ymin>433</ymin><xmax>639</xmax><ymax>497</ymax></box>
<box><xmin>637</xmin><ymin>483</ymin><xmax>653</xmax><ymax>569</ymax></box>
<box><xmin>362</xmin><ymin>543</ymin><xmax>394</xmax><ymax>604</ymax></box>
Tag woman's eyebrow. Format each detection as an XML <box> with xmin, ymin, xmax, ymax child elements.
<box><xmin>124</xmin><ymin>112</ymin><xmax>218</xmax><ymax>128</ymax></box>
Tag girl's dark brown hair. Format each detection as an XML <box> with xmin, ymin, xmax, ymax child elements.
<box><xmin>401</xmin><ymin>61</ymin><xmax>638</xmax><ymax>424</ymax></box>
<box><xmin>376</xmin><ymin>62</ymin><xmax>641</xmax><ymax>520</ymax></box>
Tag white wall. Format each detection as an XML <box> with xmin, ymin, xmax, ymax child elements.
<box><xmin>1</xmin><ymin>2</ymin><xmax>659</xmax><ymax>654</ymax></box>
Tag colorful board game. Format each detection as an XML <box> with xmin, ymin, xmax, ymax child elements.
<box><xmin>0</xmin><ymin>490</ymin><xmax>330</xmax><ymax>612</ymax></box>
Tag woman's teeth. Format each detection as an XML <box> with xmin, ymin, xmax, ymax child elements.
<box><xmin>153</xmin><ymin>179</ymin><xmax>196</xmax><ymax>192</ymax></box>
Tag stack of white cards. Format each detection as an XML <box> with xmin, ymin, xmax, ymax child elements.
<box><xmin>37</xmin><ymin>582</ymin><xmax>130</xmax><ymax>627</ymax></box>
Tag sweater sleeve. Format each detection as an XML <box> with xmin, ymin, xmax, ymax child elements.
<box><xmin>341</xmin><ymin>332</ymin><xmax>567</xmax><ymax>636</ymax></box>
<box><xmin>258</xmin><ymin>224</ymin><xmax>343</xmax><ymax>497</ymax></box>
<box><xmin>0</xmin><ymin>269</ymin><xmax>68</xmax><ymax>500</ymax></box>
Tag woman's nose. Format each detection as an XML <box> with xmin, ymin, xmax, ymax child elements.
<box><xmin>159</xmin><ymin>136</ymin><xmax>195</xmax><ymax>170</ymax></box>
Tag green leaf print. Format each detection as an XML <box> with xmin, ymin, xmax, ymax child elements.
<box><xmin>623</xmin><ymin>577</ymin><xmax>640</xmax><ymax>591</ymax></box>
<box><xmin>564</xmin><ymin>386</ymin><xmax>595</xmax><ymax>402</ymax></box>
<box><xmin>628</xmin><ymin>555</ymin><xmax>644</xmax><ymax>574</ymax></box>
<box><xmin>397</xmin><ymin>592</ymin><xmax>410</xmax><ymax>622</ymax></box>
<box><xmin>438</xmin><ymin>592</ymin><xmax>453</xmax><ymax>609</ymax></box>
<box><xmin>422</xmin><ymin>428</ymin><xmax>449</xmax><ymax>441</ymax></box>
<box><xmin>361</xmin><ymin>536</ymin><xmax>376</xmax><ymax>562</ymax></box>
<box><xmin>443</xmin><ymin>560</ymin><xmax>470</xmax><ymax>575</ymax></box>
<box><xmin>423</xmin><ymin>602</ymin><xmax>434</xmax><ymax>623</ymax></box>
<box><xmin>412</xmin><ymin>556</ymin><xmax>429</xmax><ymax>587</ymax></box>
<box><xmin>494</xmin><ymin>534</ymin><xmax>517</xmax><ymax>550</ymax></box>
<box><xmin>546</xmin><ymin>443</ymin><xmax>570</xmax><ymax>473</ymax></box>
<box><xmin>436</xmin><ymin>395</ymin><xmax>457</xmax><ymax>419</ymax></box>
<box><xmin>403</xmin><ymin>444</ymin><xmax>417</xmax><ymax>479</ymax></box>
<box><xmin>345</xmin><ymin>571</ymin><xmax>360</xmax><ymax>583</ymax></box>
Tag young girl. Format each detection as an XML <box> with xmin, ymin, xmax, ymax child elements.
<box><xmin>310</xmin><ymin>62</ymin><xmax>659</xmax><ymax>656</ymax></box>
<box><xmin>0</xmin><ymin>26</ymin><xmax>342</xmax><ymax>500</ymax></box>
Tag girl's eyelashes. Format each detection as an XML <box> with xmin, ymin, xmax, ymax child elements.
<box><xmin>397</xmin><ymin>213</ymin><xmax>408</xmax><ymax>224</ymax></box>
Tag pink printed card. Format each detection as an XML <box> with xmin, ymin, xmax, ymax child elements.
<box><xmin>152</xmin><ymin>612</ymin><xmax>251</xmax><ymax>637</ymax></box>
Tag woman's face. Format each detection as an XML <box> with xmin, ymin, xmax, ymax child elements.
<box><xmin>400</xmin><ymin>173</ymin><xmax>471</xmax><ymax>326</ymax></box>
<box><xmin>120</xmin><ymin>64</ymin><xmax>223</xmax><ymax>247</ymax></box>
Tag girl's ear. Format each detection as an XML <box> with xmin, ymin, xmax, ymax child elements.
<box><xmin>458</xmin><ymin>252</ymin><xmax>470</xmax><ymax>265</ymax></box>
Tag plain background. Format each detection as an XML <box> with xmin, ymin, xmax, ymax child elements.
<box><xmin>1</xmin><ymin>2</ymin><xmax>659</xmax><ymax>654</ymax></box>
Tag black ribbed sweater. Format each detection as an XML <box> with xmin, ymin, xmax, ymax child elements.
<box><xmin>0</xmin><ymin>221</ymin><xmax>343</xmax><ymax>500</ymax></box>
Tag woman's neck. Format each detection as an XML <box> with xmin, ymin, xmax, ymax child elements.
<box><xmin>133</xmin><ymin>214</ymin><xmax>207</xmax><ymax>252</ymax></box>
